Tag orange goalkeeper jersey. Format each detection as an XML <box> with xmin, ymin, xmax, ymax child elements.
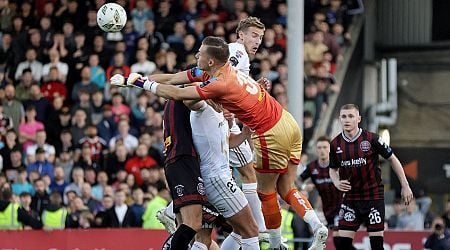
<box><xmin>188</xmin><ymin>63</ymin><xmax>283</xmax><ymax>134</ymax></box>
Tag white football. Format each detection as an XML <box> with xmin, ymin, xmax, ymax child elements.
<box><xmin>97</xmin><ymin>3</ymin><xmax>127</xmax><ymax>33</ymax></box>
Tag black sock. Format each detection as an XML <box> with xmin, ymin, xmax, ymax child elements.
<box><xmin>370</xmin><ymin>236</ymin><xmax>384</xmax><ymax>250</ymax></box>
<box><xmin>333</xmin><ymin>236</ymin><xmax>341</xmax><ymax>249</ymax></box>
<box><xmin>170</xmin><ymin>224</ymin><xmax>197</xmax><ymax>250</ymax></box>
<box><xmin>337</xmin><ymin>237</ymin><xmax>353</xmax><ymax>250</ymax></box>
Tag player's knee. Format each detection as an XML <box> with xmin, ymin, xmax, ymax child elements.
<box><xmin>369</xmin><ymin>236</ymin><xmax>384</xmax><ymax>250</ymax></box>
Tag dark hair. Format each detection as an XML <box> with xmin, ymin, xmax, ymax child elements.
<box><xmin>202</xmin><ymin>36</ymin><xmax>230</xmax><ymax>64</ymax></box>
<box><xmin>316</xmin><ymin>135</ymin><xmax>330</xmax><ymax>144</ymax></box>
<box><xmin>236</xmin><ymin>16</ymin><xmax>265</xmax><ymax>35</ymax></box>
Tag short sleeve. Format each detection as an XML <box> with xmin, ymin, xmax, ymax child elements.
<box><xmin>373</xmin><ymin>134</ymin><xmax>393</xmax><ymax>159</ymax></box>
<box><xmin>300</xmin><ymin>165</ymin><xmax>311</xmax><ymax>181</ymax></box>
<box><xmin>187</xmin><ymin>67</ymin><xmax>207</xmax><ymax>82</ymax></box>
<box><xmin>329</xmin><ymin>143</ymin><xmax>339</xmax><ymax>169</ymax></box>
<box><xmin>195</xmin><ymin>77</ymin><xmax>225</xmax><ymax>100</ymax></box>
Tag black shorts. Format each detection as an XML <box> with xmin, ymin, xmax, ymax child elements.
<box><xmin>338</xmin><ymin>199</ymin><xmax>385</xmax><ymax>232</ymax></box>
<box><xmin>165</xmin><ymin>155</ymin><xmax>207</xmax><ymax>213</ymax></box>
<box><xmin>325</xmin><ymin>214</ymin><xmax>339</xmax><ymax>230</ymax></box>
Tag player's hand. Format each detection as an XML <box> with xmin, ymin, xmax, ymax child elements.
<box><xmin>257</xmin><ymin>77</ymin><xmax>271</xmax><ymax>91</ymax></box>
<box><xmin>401</xmin><ymin>185</ymin><xmax>414</xmax><ymax>206</ymax></box>
<box><xmin>334</xmin><ymin>179</ymin><xmax>351</xmax><ymax>192</ymax></box>
<box><xmin>110</xmin><ymin>74</ymin><xmax>127</xmax><ymax>87</ymax></box>
<box><xmin>127</xmin><ymin>72</ymin><xmax>144</xmax><ymax>85</ymax></box>
<box><xmin>223</xmin><ymin>108</ymin><xmax>235</xmax><ymax>121</ymax></box>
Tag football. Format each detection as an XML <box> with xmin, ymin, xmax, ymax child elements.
<box><xmin>97</xmin><ymin>3</ymin><xmax>127</xmax><ymax>33</ymax></box>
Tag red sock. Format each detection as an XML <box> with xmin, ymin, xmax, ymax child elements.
<box><xmin>258</xmin><ymin>192</ymin><xmax>281</xmax><ymax>229</ymax></box>
<box><xmin>283</xmin><ymin>188</ymin><xmax>313</xmax><ymax>217</ymax></box>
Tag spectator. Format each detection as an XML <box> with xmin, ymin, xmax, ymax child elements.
<box><xmin>130</xmin><ymin>49</ymin><xmax>156</xmax><ymax>76</ymax></box>
<box><xmin>0</xmin><ymin>131</ymin><xmax>21</xmax><ymax>178</ymax></box>
<box><xmin>19</xmin><ymin>106</ymin><xmax>44</xmax><ymax>151</ymax></box>
<box><xmin>66</xmin><ymin>196</ymin><xmax>89</xmax><ymax>228</ymax></box>
<box><xmin>31</xmin><ymin>178</ymin><xmax>50</xmax><ymax>215</ymax></box>
<box><xmin>167</xmin><ymin>21</ymin><xmax>187</xmax><ymax>46</ymax></box>
<box><xmin>49</xmin><ymin>166</ymin><xmax>68</xmax><ymax>198</ymax></box>
<box><xmin>40</xmin><ymin>66</ymin><xmax>68</xmax><ymax>103</ymax></box>
<box><xmin>56</xmin><ymin>150</ymin><xmax>75</xmax><ymax>184</ymax></box>
<box><xmin>106</xmin><ymin>52</ymin><xmax>130</xmax><ymax>81</ymax></box>
<box><xmin>27</xmin><ymin>147</ymin><xmax>54</xmax><ymax>178</ymax></box>
<box><xmin>71</xmin><ymin>66</ymin><xmax>99</xmax><ymax>102</ymax></box>
<box><xmin>23</xmin><ymin>83</ymin><xmax>52</xmax><ymax>123</ymax></box>
<box><xmin>109</xmin><ymin>119</ymin><xmax>138</xmax><ymax>154</ymax></box>
<box><xmin>80</xmin><ymin>183</ymin><xmax>102</xmax><ymax>214</ymax></box>
<box><xmin>154</xmin><ymin>0</ymin><xmax>177</xmax><ymax>38</ymax></box>
<box><xmin>424</xmin><ymin>217</ymin><xmax>450</xmax><ymax>250</ymax></box>
<box><xmin>14</xmin><ymin>48</ymin><xmax>43</xmax><ymax>82</ymax></box>
<box><xmin>88</xmin><ymin>54</ymin><xmax>106</xmax><ymax>91</ymax></box>
<box><xmin>42</xmin><ymin>49</ymin><xmax>69</xmax><ymax>82</ymax></box>
<box><xmin>94</xmin><ymin>194</ymin><xmax>114</xmax><ymax>228</ymax></box>
<box><xmin>92</xmin><ymin>171</ymin><xmax>108</xmax><ymax>201</ymax></box>
<box><xmin>70</xmin><ymin>108</ymin><xmax>88</xmax><ymax>145</ymax></box>
<box><xmin>125</xmin><ymin>143</ymin><xmax>158</xmax><ymax>187</ymax></box>
<box><xmin>19</xmin><ymin>192</ymin><xmax>40</xmax><ymax>226</ymax></box>
<box><xmin>75</xmin><ymin>143</ymin><xmax>100</xmax><ymax>171</ymax></box>
<box><xmin>131</xmin><ymin>0</ymin><xmax>154</xmax><ymax>35</ymax></box>
<box><xmin>97</xmin><ymin>104</ymin><xmax>116</xmax><ymax>143</ymax></box>
<box><xmin>387</xmin><ymin>199</ymin><xmax>404</xmax><ymax>229</ymax></box>
<box><xmin>141</xmin><ymin>20</ymin><xmax>165</xmax><ymax>61</ymax></box>
<box><xmin>15</xmin><ymin>68</ymin><xmax>35</xmax><ymax>102</ymax></box>
<box><xmin>0</xmin><ymin>103</ymin><xmax>13</xmax><ymax>139</ymax></box>
<box><xmin>106</xmin><ymin>144</ymin><xmax>129</xmax><ymax>182</ymax></box>
<box><xmin>130</xmin><ymin>188</ymin><xmax>145</xmax><ymax>227</ymax></box>
<box><xmin>78</xmin><ymin>210</ymin><xmax>95</xmax><ymax>228</ymax></box>
<box><xmin>26</xmin><ymin>129</ymin><xmax>56</xmax><ymax>164</ymax></box>
<box><xmin>102</xmin><ymin>189</ymin><xmax>137</xmax><ymax>228</ymax></box>
<box><xmin>91</xmin><ymin>35</ymin><xmax>112</xmax><ymax>70</ymax></box>
<box><xmin>397</xmin><ymin>199</ymin><xmax>424</xmax><ymax>230</ymax></box>
<box><xmin>3</xmin><ymin>84</ymin><xmax>25</xmax><ymax>132</ymax></box>
<box><xmin>63</xmin><ymin>167</ymin><xmax>84</xmax><ymax>205</ymax></box>
<box><xmin>11</xmin><ymin>168</ymin><xmax>34</xmax><ymax>196</ymax></box>
<box><xmin>46</xmin><ymin>106</ymin><xmax>71</xmax><ymax>147</ymax></box>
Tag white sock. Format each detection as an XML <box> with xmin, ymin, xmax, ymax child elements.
<box><xmin>242</xmin><ymin>182</ymin><xmax>267</xmax><ymax>232</ymax></box>
<box><xmin>241</xmin><ymin>237</ymin><xmax>260</xmax><ymax>250</ymax></box>
<box><xmin>303</xmin><ymin>210</ymin><xmax>323</xmax><ymax>232</ymax></box>
<box><xmin>268</xmin><ymin>228</ymin><xmax>282</xmax><ymax>248</ymax></box>
<box><xmin>165</xmin><ymin>201</ymin><xmax>175</xmax><ymax>219</ymax></box>
<box><xmin>220</xmin><ymin>232</ymin><xmax>241</xmax><ymax>249</ymax></box>
<box><xmin>191</xmin><ymin>241</ymin><xmax>208</xmax><ymax>250</ymax></box>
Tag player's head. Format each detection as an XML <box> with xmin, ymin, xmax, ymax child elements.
<box><xmin>339</xmin><ymin>104</ymin><xmax>361</xmax><ymax>132</ymax></box>
<box><xmin>196</xmin><ymin>36</ymin><xmax>230</xmax><ymax>70</ymax></box>
<box><xmin>316</xmin><ymin>136</ymin><xmax>330</xmax><ymax>161</ymax></box>
<box><xmin>236</xmin><ymin>16</ymin><xmax>265</xmax><ymax>55</ymax></box>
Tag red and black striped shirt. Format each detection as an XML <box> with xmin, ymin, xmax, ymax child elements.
<box><xmin>301</xmin><ymin>160</ymin><xmax>343</xmax><ymax>219</ymax></box>
<box><xmin>329</xmin><ymin>129</ymin><xmax>393</xmax><ymax>201</ymax></box>
<box><xmin>163</xmin><ymin>100</ymin><xmax>197</xmax><ymax>164</ymax></box>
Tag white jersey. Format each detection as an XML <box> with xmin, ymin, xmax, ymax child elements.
<box><xmin>190</xmin><ymin>104</ymin><xmax>230</xmax><ymax>179</ymax></box>
<box><xmin>228</xmin><ymin>42</ymin><xmax>250</xmax><ymax>76</ymax></box>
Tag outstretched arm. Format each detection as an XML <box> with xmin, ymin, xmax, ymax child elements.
<box><xmin>149</xmin><ymin>71</ymin><xmax>190</xmax><ymax>85</ymax></box>
<box><xmin>111</xmin><ymin>73</ymin><xmax>202</xmax><ymax>101</ymax></box>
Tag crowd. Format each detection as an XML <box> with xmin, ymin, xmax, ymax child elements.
<box><xmin>0</xmin><ymin>0</ymin><xmax>361</xmax><ymax>237</ymax></box>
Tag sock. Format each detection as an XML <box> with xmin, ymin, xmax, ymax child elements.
<box><xmin>241</xmin><ymin>237</ymin><xmax>260</xmax><ymax>250</ymax></box>
<box><xmin>333</xmin><ymin>236</ymin><xmax>341</xmax><ymax>249</ymax></box>
<box><xmin>369</xmin><ymin>236</ymin><xmax>384</xmax><ymax>250</ymax></box>
<box><xmin>220</xmin><ymin>232</ymin><xmax>241</xmax><ymax>249</ymax></box>
<box><xmin>268</xmin><ymin>228</ymin><xmax>282</xmax><ymax>248</ymax></box>
<box><xmin>242</xmin><ymin>183</ymin><xmax>267</xmax><ymax>232</ymax></box>
<box><xmin>191</xmin><ymin>241</ymin><xmax>208</xmax><ymax>250</ymax></box>
<box><xmin>283</xmin><ymin>188</ymin><xmax>313</xmax><ymax>217</ymax></box>
<box><xmin>337</xmin><ymin>237</ymin><xmax>353</xmax><ymax>250</ymax></box>
<box><xmin>165</xmin><ymin>201</ymin><xmax>175</xmax><ymax>219</ymax></box>
<box><xmin>171</xmin><ymin>224</ymin><xmax>197</xmax><ymax>249</ymax></box>
<box><xmin>258</xmin><ymin>192</ymin><xmax>281</xmax><ymax>229</ymax></box>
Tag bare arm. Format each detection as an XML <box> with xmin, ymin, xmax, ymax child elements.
<box><xmin>229</xmin><ymin>126</ymin><xmax>252</xmax><ymax>149</ymax></box>
<box><xmin>389</xmin><ymin>154</ymin><xmax>414</xmax><ymax>205</ymax></box>
<box><xmin>329</xmin><ymin>168</ymin><xmax>351</xmax><ymax>192</ymax></box>
<box><xmin>149</xmin><ymin>71</ymin><xmax>191</xmax><ymax>85</ymax></box>
<box><xmin>155</xmin><ymin>84</ymin><xmax>202</xmax><ymax>101</ymax></box>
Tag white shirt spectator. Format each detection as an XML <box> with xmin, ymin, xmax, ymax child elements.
<box><xmin>130</xmin><ymin>60</ymin><xmax>156</xmax><ymax>76</ymax></box>
<box><xmin>15</xmin><ymin>60</ymin><xmax>43</xmax><ymax>82</ymax></box>
<box><xmin>26</xmin><ymin>143</ymin><xmax>56</xmax><ymax>163</ymax></box>
<box><xmin>109</xmin><ymin>134</ymin><xmax>139</xmax><ymax>154</ymax></box>
<box><xmin>42</xmin><ymin>61</ymin><xmax>69</xmax><ymax>80</ymax></box>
